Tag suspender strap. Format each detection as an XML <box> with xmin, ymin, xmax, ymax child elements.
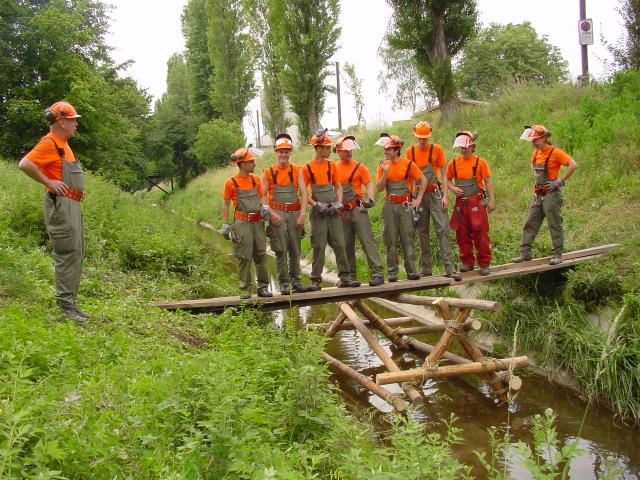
<box><xmin>306</xmin><ymin>162</ymin><xmax>331</xmax><ymax>185</ymax></box>
<box><xmin>230</xmin><ymin>175</ymin><xmax>256</xmax><ymax>190</ymax></box>
<box><xmin>347</xmin><ymin>162</ymin><xmax>361</xmax><ymax>184</ymax></box>
<box><xmin>531</xmin><ymin>148</ymin><xmax>556</xmax><ymax>175</ymax></box>
<box><xmin>305</xmin><ymin>163</ymin><xmax>315</xmax><ymax>185</ymax></box>
<box><xmin>404</xmin><ymin>160</ymin><xmax>414</xmax><ymax>179</ymax></box>
<box><xmin>327</xmin><ymin>160</ymin><xmax>332</xmax><ymax>183</ymax></box>
<box><xmin>46</xmin><ymin>137</ymin><xmax>66</xmax><ymax>160</ymax></box>
<box><xmin>453</xmin><ymin>156</ymin><xmax>480</xmax><ymax>180</ymax></box>
<box><xmin>270</xmin><ymin>166</ymin><xmax>277</xmax><ymax>185</ymax></box>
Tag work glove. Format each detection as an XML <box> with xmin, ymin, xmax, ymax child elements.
<box><xmin>362</xmin><ymin>198</ymin><xmax>375</xmax><ymax>209</ymax></box>
<box><xmin>544</xmin><ymin>178</ymin><xmax>564</xmax><ymax>191</ymax></box>
<box><xmin>221</xmin><ymin>223</ymin><xmax>231</xmax><ymax>240</ymax></box>
<box><xmin>328</xmin><ymin>201</ymin><xmax>343</xmax><ymax>215</ymax></box>
<box><xmin>314</xmin><ymin>202</ymin><xmax>329</xmax><ymax>214</ymax></box>
<box><xmin>261</xmin><ymin>204</ymin><xmax>270</xmax><ymax>220</ymax></box>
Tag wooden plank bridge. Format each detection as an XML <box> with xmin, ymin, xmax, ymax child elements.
<box><xmin>154</xmin><ymin>244</ymin><xmax>618</xmax><ymax>313</ymax></box>
<box><xmin>153</xmin><ymin>244</ymin><xmax>618</xmax><ymax>412</ymax></box>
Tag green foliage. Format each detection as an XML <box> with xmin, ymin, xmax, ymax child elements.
<box><xmin>206</xmin><ymin>0</ymin><xmax>256</xmax><ymax>124</ymax></box>
<box><xmin>343</xmin><ymin>62</ymin><xmax>366</xmax><ymax>127</ymax></box>
<box><xmin>385</xmin><ymin>0</ymin><xmax>478</xmax><ymax>116</ymax></box>
<box><xmin>457</xmin><ymin>22</ymin><xmax>569</xmax><ymax>100</ymax></box>
<box><xmin>608</xmin><ymin>0</ymin><xmax>640</xmax><ymax>70</ymax></box>
<box><xmin>377</xmin><ymin>40</ymin><xmax>433</xmax><ymax>114</ymax></box>
<box><xmin>193</xmin><ymin>119</ymin><xmax>246</xmax><ymax>168</ymax></box>
<box><xmin>0</xmin><ymin>0</ymin><xmax>151</xmax><ymax>190</ymax></box>
<box><xmin>270</xmin><ymin>0</ymin><xmax>341</xmax><ymax>138</ymax></box>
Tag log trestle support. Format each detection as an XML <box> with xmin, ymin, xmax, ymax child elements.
<box><xmin>320</xmin><ymin>296</ymin><xmax>528</xmax><ymax>413</ymax></box>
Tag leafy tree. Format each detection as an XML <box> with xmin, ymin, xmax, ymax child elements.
<box><xmin>242</xmin><ymin>0</ymin><xmax>289</xmax><ymax>139</ymax></box>
<box><xmin>608</xmin><ymin>0</ymin><xmax>640</xmax><ymax>70</ymax></box>
<box><xmin>181</xmin><ymin>0</ymin><xmax>218</xmax><ymax>121</ymax></box>
<box><xmin>377</xmin><ymin>41</ymin><xmax>434</xmax><ymax>115</ymax></box>
<box><xmin>206</xmin><ymin>0</ymin><xmax>256</xmax><ymax>124</ymax></box>
<box><xmin>456</xmin><ymin>22</ymin><xmax>569</xmax><ymax>100</ymax></box>
<box><xmin>0</xmin><ymin>0</ymin><xmax>151</xmax><ymax>190</ymax></box>
<box><xmin>385</xmin><ymin>0</ymin><xmax>478</xmax><ymax>118</ymax></box>
<box><xmin>343</xmin><ymin>62</ymin><xmax>365</xmax><ymax>127</ymax></box>
<box><xmin>192</xmin><ymin>119</ymin><xmax>246</xmax><ymax>168</ymax></box>
<box><xmin>270</xmin><ymin>0</ymin><xmax>341</xmax><ymax>139</ymax></box>
<box><xmin>144</xmin><ymin>54</ymin><xmax>202</xmax><ymax>186</ymax></box>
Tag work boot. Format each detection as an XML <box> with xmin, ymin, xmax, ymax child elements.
<box><xmin>368</xmin><ymin>276</ymin><xmax>384</xmax><ymax>287</ymax></box>
<box><xmin>548</xmin><ymin>256</ymin><xmax>562</xmax><ymax>265</ymax></box>
<box><xmin>240</xmin><ymin>291</ymin><xmax>252</xmax><ymax>300</ymax></box>
<box><xmin>61</xmin><ymin>306</ymin><xmax>88</xmax><ymax>325</ymax></box>
<box><xmin>445</xmin><ymin>271</ymin><xmax>462</xmax><ymax>282</ymax></box>
<box><xmin>512</xmin><ymin>253</ymin><xmax>532</xmax><ymax>263</ymax></box>
<box><xmin>72</xmin><ymin>304</ymin><xmax>90</xmax><ymax>319</ymax></box>
<box><xmin>460</xmin><ymin>264</ymin><xmax>474</xmax><ymax>272</ymax></box>
<box><xmin>338</xmin><ymin>280</ymin><xmax>361</xmax><ymax>288</ymax></box>
<box><xmin>292</xmin><ymin>283</ymin><xmax>308</xmax><ymax>294</ymax></box>
<box><xmin>388</xmin><ymin>276</ymin><xmax>397</xmax><ymax>282</ymax></box>
<box><xmin>306</xmin><ymin>282</ymin><xmax>321</xmax><ymax>292</ymax></box>
<box><xmin>257</xmin><ymin>287</ymin><xmax>273</xmax><ymax>298</ymax></box>
<box><xmin>280</xmin><ymin>286</ymin><xmax>291</xmax><ymax>296</ymax></box>
<box><xmin>407</xmin><ymin>272</ymin><xmax>420</xmax><ymax>281</ymax></box>
<box><xmin>479</xmin><ymin>267</ymin><xmax>491</xmax><ymax>276</ymax></box>
<box><xmin>421</xmin><ymin>270</ymin><xmax>432</xmax><ymax>277</ymax></box>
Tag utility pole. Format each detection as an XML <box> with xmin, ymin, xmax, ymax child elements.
<box><xmin>579</xmin><ymin>0</ymin><xmax>589</xmax><ymax>85</ymax></box>
<box><xmin>256</xmin><ymin>110</ymin><xmax>261</xmax><ymax>148</ymax></box>
<box><xmin>335</xmin><ymin>61</ymin><xmax>342</xmax><ymax>131</ymax></box>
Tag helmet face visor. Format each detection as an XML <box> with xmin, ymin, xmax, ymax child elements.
<box><xmin>520</xmin><ymin>127</ymin><xmax>535</xmax><ymax>141</ymax></box>
<box><xmin>453</xmin><ymin>134</ymin><xmax>475</xmax><ymax>149</ymax></box>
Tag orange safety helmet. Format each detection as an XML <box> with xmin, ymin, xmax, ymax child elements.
<box><xmin>230</xmin><ymin>147</ymin><xmax>256</xmax><ymax>163</ymax></box>
<box><xmin>524</xmin><ymin>124</ymin><xmax>551</xmax><ymax>141</ymax></box>
<box><xmin>273</xmin><ymin>133</ymin><xmax>293</xmax><ymax>150</ymax></box>
<box><xmin>333</xmin><ymin>135</ymin><xmax>356</xmax><ymax>152</ymax></box>
<box><xmin>45</xmin><ymin>101</ymin><xmax>81</xmax><ymax>124</ymax></box>
<box><xmin>413</xmin><ymin>121</ymin><xmax>432</xmax><ymax>138</ymax></box>
<box><xmin>310</xmin><ymin>128</ymin><xmax>333</xmax><ymax>147</ymax></box>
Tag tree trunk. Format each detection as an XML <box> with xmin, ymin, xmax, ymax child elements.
<box><xmin>425</xmin><ymin>12</ymin><xmax>459</xmax><ymax>118</ymax></box>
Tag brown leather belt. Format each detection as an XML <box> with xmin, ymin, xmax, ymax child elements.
<box><xmin>385</xmin><ymin>193</ymin><xmax>411</xmax><ymax>204</ymax></box>
<box><xmin>340</xmin><ymin>199</ymin><xmax>361</xmax><ymax>211</ymax></box>
<box><xmin>235</xmin><ymin>211</ymin><xmax>262</xmax><ymax>222</ymax></box>
<box><xmin>534</xmin><ymin>185</ymin><xmax>549</xmax><ymax>195</ymax></box>
<box><xmin>51</xmin><ymin>187</ymin><xmax>84</xmax><ymax>202</ymax></box>
<box><xmin>425</xmin><ymin>183</ymin><xmax>440</xmax><ymax>193</ymax></box>
<box><xmin>269</xmin><ymin>200</ymin><xmax>301</xmax><ymax>212</ymax></box>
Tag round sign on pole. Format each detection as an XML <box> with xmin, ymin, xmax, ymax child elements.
<box><xmin>578</xmin><ymin>18</ymin><xmax>594</xmax><ymax>45</ymax></box>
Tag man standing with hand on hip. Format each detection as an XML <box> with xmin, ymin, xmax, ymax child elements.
<box><xmin>407</xmin><ymin>121</ymin><xmax>461</xmax><ymax>281</ymax></box>
<box><xmin>18</xmin><ymin>101</ymin><xmax>88</xmax><ymax>324</ymax></box>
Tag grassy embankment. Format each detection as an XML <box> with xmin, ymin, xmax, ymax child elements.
<box><xmin>152</xmin><ymin>70</ymin><xmax>640</xmax><ymax>423</ymax></box>
<box><xmin>0</xmin><ymin>162</ymin><xmax>468</xmax><ymax>477</ymax></box>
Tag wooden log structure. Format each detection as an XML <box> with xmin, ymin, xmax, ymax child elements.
<box><xmin>322</xmin><ymin>353</ymin><xmax>406</xmax><ymax>412</ymax></box>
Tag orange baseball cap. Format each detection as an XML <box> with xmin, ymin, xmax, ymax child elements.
<box><xmin>274</xmin><ymin>133</ymin><xmax>293</xmax><ymax>150</ymax></box>
<box><xmin>413</xmin><ymin>121</ymin><xmax>432</xmax><ymax>138</ymax></box>
<box><xmin>45</xmin><ymin>101</ymin><xmax>81</xmax><ymax>124</ymax></box>
<box><xmin>310</xmin><ymin>128</ymin><xmax>333</xmax><ymax>147</ymax></box>
<box><xmin>230</xmin><ymin>147</ymin><xmax>256</xmax><ymax>163</ymax></box>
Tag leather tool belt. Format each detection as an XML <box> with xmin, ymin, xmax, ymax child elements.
<box><xmin>51</xmin><ymin>187</ymin><xmax>84</xmax><ymax>202</ymax></box>
<box><xmin>385</xmin><ymin>193</ymin><xmax>411</xmax><ymax>204</ymax></box>
<box><xmin>235</xmin><ymin>211</ymin><xmax>262</xmax><ymax>222</ymax></box>
<box><xmin>269</xmin><ymin>200</ymin><xmax>301</xmax><ymax>212</ymax></box>
<box><xmin>340</xmin><ymin>199</ymin><xmax>361</xmax><ymax>211</ymax></box>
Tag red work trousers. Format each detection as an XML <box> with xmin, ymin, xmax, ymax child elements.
<box><xmin>449</xmin><ymin>194</ymin><xmax>492</xmax><ymax>268</ymax></box>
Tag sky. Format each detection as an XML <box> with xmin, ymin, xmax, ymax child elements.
<box><xmin>106</xmin><ymin>0</ymin><xmax>623</xmax><ymax>141</ymax></box>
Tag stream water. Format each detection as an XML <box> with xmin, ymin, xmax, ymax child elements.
<box><xmin>204</xmin><ymin>230</ymin><xmax>639</xmax><ymax>479</ymax></box>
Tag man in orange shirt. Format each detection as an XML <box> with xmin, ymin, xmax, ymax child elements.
<box><xmin>513</xmin><ymin>125</ymin><xmax>578</xmax><ymax>265</ymax></box>
<box><xmin>447</xmin><ymin>131</ymin><xmax>496</xmax><ymax>276</ymax></box>
<box><xmin>18</xmin><ymin>101</ymin><xmax>88</xmax><ymax>324</ymax></box>
<box><xmin>222</xmin><ymin>147</ymin><xmax>273</xmax><ymax>299</ymax></box>
<box><xmin>260</xmin><ymin>133</ymin><xmax>309</xmax><ymax>295</ymax></box>
<box><xmin>301</xmin><ymin>129</ymin><xmax>357</xmax><ymax>290</ymax></box>
<box><xmin>334</xmin><ymin>136</ymin><xmax>384</xmax><ymax>286</ymax></box>
<box><xmin>376</xmin><ymin>133</ymin><xmax>427</xmax><ymax>281</ymax></box>
<box><xmin>407</xmin><ymin>121</ymin><xmax>461</xmax><ymax>281</ymax></box>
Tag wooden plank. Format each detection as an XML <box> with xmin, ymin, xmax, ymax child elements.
<box><xmin>154</xmin><ymin>244</ymin><xmax>619</xmax><ymax>313</ymax></box>
<box><xmin>388</xmin><ymin>294</ymin><xmax>499</xmax><ymax>311</ymax></box>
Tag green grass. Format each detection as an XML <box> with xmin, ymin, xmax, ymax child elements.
<box><xmin>156</xmin><ymin>70</ymin><xmax>640</xmax><ymax>423</ymax></box>
<box><xmin>0</xmin><ymin>160</ymin><xmax>471</xmax><ymax>478</ymax></box>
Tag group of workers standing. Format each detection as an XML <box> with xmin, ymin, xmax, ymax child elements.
<box><xmin>18</xmin><ymin>100</ymin><xmax>578</xmax><ymax>323</ymax></box>
<box><xmin>221</xmin><ymin>121</ymin><xmax>577</xmax><ymax>299</ymax></box>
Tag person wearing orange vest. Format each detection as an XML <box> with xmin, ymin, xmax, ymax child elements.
<box><xmin>302</xmin><ymin>129</ymin><xmax>358</xmax><ymax>290</ymax></box>
<box><xmin>376</xmin><ymin>133</ymin><xmax>427</xmax><ymax>281</ymax></box>
<box><xmin>18</xmin><ymin>101</ymin><xmax>88</xmax><ymax>324</ymax></box>
<box><xmin>222</xmin><ymin>147</ymin><xmax>273</xmax><ymax>299</ymax></box>
<box><xmin>260</xmin><ymin>133</ymin><xmax>309</xmax><ymax>295</ymax></box>
<box><xmin>407</xmin><ymin>121</ymin><xmax>461</xmax><ymax>281</ymax></box>
<box><xmin>512</xmin><ymin>125</ymin><xmax>578</xmax><ymax>265</ymax></box>
<box><xmin>334</xmin><ymin>135</ymin><xmax>384</xmax><ymax>286</ymax></box>
<box><xmin>446</xmin><ymin>131</ymin><xmax>496</xmax><ymax>276</ymax></box>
